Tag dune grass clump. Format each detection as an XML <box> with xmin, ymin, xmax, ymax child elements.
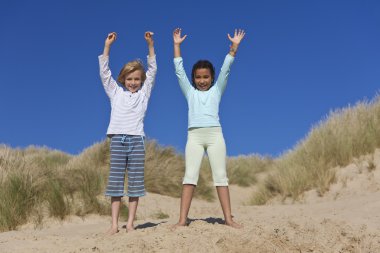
<box><xmin>0</xmin><ymin>143</ymin><xmax>111</xmax><ymax>231</ymax></box>
<box><xmin>227</xmin><ymin>155</ymin><xmax>273</xmax><ymax>187</ymax></box>
<box><xmin>144</xmin><ymin>141</ymin><xmax>184</xmax><ymax>197</ymax></box>
<box><xmin>0</xmin><ymin>146</ymin><xmax>74</xmax><ymax>230</ymax></box>
<box><xmin>64</xmin><ymin>141</ymin><xmax>110</xmax><ymax>216</ymax></box>
<box><xmin>23</xmin><ymin>146</ymin><xmax>71</xmax><ymax>170</ymax></box>
<box><xmin>44</xmin><ymin>176</ymin><xmax>70</xmax><ymax>219</ymax></box>
<box><xmin>0</xmin><ymin>170</ymin><xmax>39</xmax><ymax>230</ymax></box>
<box><xmin>252</xmin><ymin>95</ymin><xmax>380</xmax><ymax>204</ymax></box>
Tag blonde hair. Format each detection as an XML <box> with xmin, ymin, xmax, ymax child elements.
<box><xmin>117</xmin><ymin>59</ymin><xmax>146</xmax><ymax>85</ymax></box>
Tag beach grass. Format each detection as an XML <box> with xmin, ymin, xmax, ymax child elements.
<box><xmin>1</xmin><ymin>94</ymin><xmax>379</xmax><ymax>230</ymax></box>
<box><xmin>1</xmin><ymin>137</ymin><xmax>262</xmax><ymax>231</ymax></box>
<box><xmin>251</xmin><ymin>95</ymin><xmax>380</xmax><ymax>204</ymax></box>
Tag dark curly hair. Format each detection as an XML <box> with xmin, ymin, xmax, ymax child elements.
<box><xmin>191</xmin><ymin>60</ymin><xmax>215</xmax><ymax>89</ymax></box>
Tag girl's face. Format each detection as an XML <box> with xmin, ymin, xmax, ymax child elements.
<box><xmin>194</xmin><ymin>68</ymin><xmax>212</xmax><ymax>91</ymax></box>
<box><xmin>124</xmin><ymin>70</ymin><xmax>143</xmax><ymax>93</ymax></box>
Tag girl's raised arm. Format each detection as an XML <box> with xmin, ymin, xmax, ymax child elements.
<box><xmin>173</xmin><ymin>28</ymin><xmax>187</xmax><ymax>58</ymax></box>
<box><xmin>173</xmin><ymin>28</ymin><xmax>192</xmax><ymax>97</ymax></box>
<box><xmin>227</xmin><ymin>29</ymin><xmax>245</xmax><ymax>57</ymax></box>
<box><xmin>215</xmin><ymin>29</ymin><xmax>246</xmax><ymax>94</ymax></box>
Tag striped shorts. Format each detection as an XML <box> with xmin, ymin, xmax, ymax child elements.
<box><xmin>105</xmin><ymin>134</ymin><xmax>146</xmax><ymax>197</ymax></box>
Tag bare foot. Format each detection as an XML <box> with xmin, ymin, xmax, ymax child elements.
<box><xmin>106</xmin><ymin>227</ymin><xmax>119</xmax><ymax>235</ymax></box>
<box><xmin>225</xmin><ymin>220</ymin><xmax>243</xmax><ymax>229</ymax></box>
<box><xmin>126</xmin><ymin>225</ymin><xmax>135</xmax><ymax>232</ymax></box>
<box><xmin>170</xmin><ymin>222</ymin><xmax>187</xmax><ymax>231</ymax></box>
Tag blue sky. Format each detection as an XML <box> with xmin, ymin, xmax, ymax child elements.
<box><xmin>1</xmin><ymin>0</ymin><xmax>379</xmax><ymax>157</ymax></box>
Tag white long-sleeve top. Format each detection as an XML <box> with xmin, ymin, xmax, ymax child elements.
<box><xmin>98</xmin><ymin>54</ymin><xmax>157</xmax><ymax>136</ymax></box>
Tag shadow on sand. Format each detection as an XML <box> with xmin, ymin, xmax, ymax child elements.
<box><xmin>122</xmin><ymin>217</ymin><xmax>224</xmax><ymax>230</ymax></box>
<box><xmin>188</xmin><ymin>217</ymin><xmax>225</xmax><ymax>225</ymax></box>
<box><xmin>122</xmin><ymin>221</ymin><xmax>167</xmax><ymax>230</ymax></box>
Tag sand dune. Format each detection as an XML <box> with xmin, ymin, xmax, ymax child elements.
<box><xmin>1</xmin><ymin>151</ymin><xmax>380</xmax><ymax>252</ymax></box>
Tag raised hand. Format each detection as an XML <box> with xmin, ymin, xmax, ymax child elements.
<box><xmin>227</xmin><ymin>29</ymin><xmax>245</xmax><ymax>56</ymax></box>
<box><xmin>145</xmin><ymin>31</ymin><xmax>155</xmax><ymax>57</ymax></box>
<box><xmin>103</xmin><ymin>32</ymin><xmax>117</xmax><ymax>57</ymax></box>
<box><xmin>173</xmin><ymin>28</ymin><xmax>187</xmax><ymax>45</ymax></box>
<box><xmin>227</xmin><ymin>29</ymin><xmax>245</xmax><ymax>45</ymax></box>
<box><xmin>145</xmin><ymin>31</ymin><xmax>154</xmax><ymax>46</ymax></box>
<box><xmin>105</xmin><ymin>32</ymin><xmax>117</xmax><ymax>47</ymax></box>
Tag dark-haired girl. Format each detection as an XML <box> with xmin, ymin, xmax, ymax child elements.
<box><xmin>172</xmin><ymin>28</ymin><xmax>245</xmax><ymax>228</ymax></box>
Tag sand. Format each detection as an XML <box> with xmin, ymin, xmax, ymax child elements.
<box><xmin>1</xmin><ymin>151</ymin><xmax>380</xmax><ymax>252</ymax></box>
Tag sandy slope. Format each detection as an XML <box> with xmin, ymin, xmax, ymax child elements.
<box><xmin>1</xmin><ymin>151</ymin><xmax>380</xmax><ymax>253</ymax></box>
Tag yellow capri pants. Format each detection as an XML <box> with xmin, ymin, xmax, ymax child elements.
<box><xmin>183</xmin><ymin>127</ymin><xmax>229</xmax><ymax>186</ymax></box>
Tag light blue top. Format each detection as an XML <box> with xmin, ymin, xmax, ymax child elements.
<box><xmin>174</xmin><ymin>54</ymin><xmax>235</xmax><ymax>128</ymax></box>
